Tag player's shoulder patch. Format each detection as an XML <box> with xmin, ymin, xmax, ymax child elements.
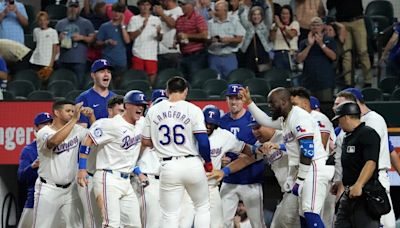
<box><xmin>93</xmin><ymin>128</ymin><xmax>103</xmax><ymax>138</ymax></box>
<box><xmin>296</xmin><ymin>125</ymin><xmax>306</xmax><ymax>133</ymax></box>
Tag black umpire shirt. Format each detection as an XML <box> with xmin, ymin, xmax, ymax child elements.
<box><xmin>341</xmin><ymin>122</ymin><xmax>380</xmax><ymax>186</ymax></box>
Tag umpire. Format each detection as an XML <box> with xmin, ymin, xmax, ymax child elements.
<box><xmin>332</xmin><ymin>102</ymin><xmax>381</xmax><ymax>227</ymax></box>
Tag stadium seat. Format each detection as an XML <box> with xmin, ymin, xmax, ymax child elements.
<box><xmin>49</xmin><ymin>68</ymin><xmax>79</xmax><ymax>88</ymax></box>
<box><xmin>154</xmin><ymin>68</ymin><xmax>184</xmax><ymax>89</ymax></box>
<box><xmin>120</xmin><ymin>80</ymin><xmax>151</xmax><ymax>93</ymax></box>
<box><xmin>365</xmin><ymin>0</ymin><xmax>394</xmax><ymax>23</ymax></box>
<box><xmin>113</xmin><ymin>90</ymin><xmax>127</xmax><ymax>96</ymax></box>
<box><xmin>45</xmin><ymin>4</ymin><xmax>67</xmax><ymax>20</ymax></box>
<box><xmin>379</xmin><ymin>77</ymin><xmax>398</xmax><ymax>99</ymax></box>
<box><xmin>202</xmin><ymin>79</ymin><xmax>228</xmax><ymax>98</ymax></box>
<box><xmin>2</xmin><ymin>91</ymin><xmax>15</xmax><ymax>100</ymax></box>
<box><xmin>244</xmin><ymin>78</ymin><xmax>270</xmax><ymax>96</ymax></box>
<box><xmin>390</xmin><ymin>88</ymin><xmax>400</xmax><ymax>101</ymax></box>
<box><xmin>13</xmin><ymin>69</ymin><xmax>40</xmax><ymax>89</ymax></box>
<box><xmin>27</xmin><ymin>90</ymin><xmax>55</xmax><ymax>101</ymax></box>
<box><xmin>65</xmin><ymin>90</ymin><xmax>83</xmax><ymax>101</ymax></box>
<box><xmin>361</xmin><ymin>87</ymin><xmax>383</xmax><ymax>101</ymax></box>
<box><xmin>121</xmin><ymin>70</ymin><xmax>149</xmax><ymax>84</ymax></box>
<box><xmin>227</xmin><ymin>68</ymin><xmax>255</xmax><ymax>84</ymax></box>
<box><xmin>190</xmin><ymin>68</ymin><xmax>218</xmax><ymax>88</ymax></box>
<box><xmin>260</xmin><ymin>68</ymin><xmax>291</xmax><ymax>83</ymax></box>
<box><xmin>7</xmin><ymin>80</ymin><xmax>35</xmax><ymax>98</ymax></box>
<box><xmin>267</xmin><ymin>80</ymin><xmax>291</xmax><ymax>89</ymax></box>
<box><xmin>251</xmin><ymin>94</ymin><xmax>267</xmax><ymax>103</ymax></box>
<box><xmin>186</xmin><ymin>89</ymin><xmax>208</xmax><ymax>100</ymax></box>
<box><xmin>47</xmin><ymin>80</ymin><xmax>76</xmax><ymax>98</ymax></box>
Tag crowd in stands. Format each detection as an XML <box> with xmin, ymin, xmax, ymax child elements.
<box><xmin>0</xmin><ymin>0</ymin><xmax>400</xmax><ymax>102</ymax></box>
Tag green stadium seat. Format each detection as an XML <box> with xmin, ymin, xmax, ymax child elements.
<box><xmin>49</xmin><ymin>68</ymin><xmax>78</xmax><ymax>88</ymax></box>
<box><xmin>154</xmin><ymin>68</ymin><xmax>184</xmax><ymax>89</ymax></box>
<box><xmin>361</xmin><ymin>87</ymin><xmax>383</xmax><ymax>101</ymax></box>
<box><xmin>13</xmin><ymin>69</ymin><xmax>40</xmax><ymax>89</ymax></box>
<box><xmin>379</xmin><ymin>77</ymin><xmax>399</xmax><ymax>100</ymax></box>
<box><xmin>227</xmin><ymin>68</ymin><xmax>255</xmax><ymax>84</ymax></box>
<box><xmin>390</xmin><ymin>88</ymin><xmax>400</xmax><ymax>101</ymax></box>
<box><xmin>28</xmin><ymin>90</ymin><xmax>55</xmax><ymax>101</ymax></box>
<box><xmin>119</xmin><ymin>80</ymin><xmax>151</xmax><ymax>93</ymax></box>
<box><xmin>261</xmin><ymin>68</ymin><xmax>291</xmax><ymax>83</ymax></box>
<box><xmin>47</xmin><ymin>80</ymin><xmax>76</xmax><ymax>98</ymax></box>
<box><xmin>187</xmin><ymin>89</ymin><xmax>208</xmax><ymax>100</ymax></box>
<box><xmin>244</xmin><ymin>78</ymin><xmax>270</xmax><ymax>96</ymax></box>
<box><xmin>190</xmin><ymin>68</ymin><xmax>218</xmax><ymax>88</ymax></box>
<box><xmin>113</xmin><ymin>90</ymin><xmax>127</xmax><ymax>96</ymax></box>
<box><xmin>121</xmin><ymin>70</ymin><xmax>149</xmax><ymax>84</ymax></box>
<box><xmin>65</xmin><ymin>90</ymin><xmax>83</xmax><ymax>101</ymax></box>
<box><xmin>7</xmin><ymin>80</ymin><xmax>35</xmax><ymax>98</ymax></box>
<box><xmin>203</xmin><ymin>79</ymin><xmax>228</xmax><ymax>98</ymax></box>
<box><xmin>3</xmin><ymin>91</ymin><xmax>15</xmax><ymax>100</ymax></box>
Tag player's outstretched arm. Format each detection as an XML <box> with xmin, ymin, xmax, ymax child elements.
<box><xmin>77</xmin><ymin>135</ymin><xmax>95</xmax><ymax>187</ymax></box>
<box><xmin>47</xmin><ymin>102</ymin><xmax>83</xmax><ymax>149</ymax></box>
<box><xmin>194</xmin><ymin>133</ymin><xmax>213</xmax><ymax>172</ymax></box>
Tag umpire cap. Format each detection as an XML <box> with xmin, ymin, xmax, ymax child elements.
<box><xmin>124</xmin><ymin>90</ymin><xmax>148</xmax><ymax>105</ymax></box>
<box><xmin>332</xmin><ymin>102</ymin><xmax>360</xmax><ymax>121</ymax></box>
<box><xmin>203</xmin><ymin>107</ymin><xmax>220</xmax><ymax>126</ymax></box>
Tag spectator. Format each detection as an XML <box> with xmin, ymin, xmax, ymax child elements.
<box><xmin>290</xmin><ymin>0</ymin><xmax>325</xmax><ymax>44</ymax></box>
<box><xmin>240</xmin><ymin>5</ymin><xmax>273</xmax><ymax>73</ymax></box>
<box><xmin>327</xmin><ymin>0</ymin><xmax>371</xmax><ymax>87</ymax></box>
<box><xmin>175</xmin><ymin>0</ymin><xmax>208</xmax><ymax>80</ymax></box>
<box><xmin>0</xmin><ymin>54</ymin><xmax>7</xmax><ymax>93</ymax></box>
<box><xmin>270</xmin><ymin>4</ymin><xmax>299</xmax><ymax>71</ymax></box>
<box><xmin>75</xmin><ymin>59</ymin><xmax>116</xmax><ymax>128</ymax></box>
<box><xmin>296</xmin><ymin>17</ymin><xmax>336</xmax><ymax>102</ymax></box>
<box><xmin>105</xmin><ymin>2</ymin><xmax>134</xmax><ymax>25</ymax></box>
<box><xmin>207</xmin><ymin>1</ymin><xmax>245</xmax><ymax>79</ymax></box>
<box><xmin>55</xmin><ymin>0</ymin><xmax>95</xmax><ymax>89</ymax></box>
<box><xmin>154</xmin><ymin>0</ymin><xmax>183</xmax><ymax>71</ymax></box>
<box><xmin>228</xmin><ymin>0</ymin><xmax>240</xmax><ymax>20</ymax></box>
<box><xmin>128</xmin><ymin>0</ymin><xmax>162</xmax><ymax>86</ymax></box>
<box><xmin>0</xmin><ymin>0</ymin><xmax>28</xmax><ymax>44</ymax></box>
<box><xmin>17</xmin><ymin>112</ymin><xmax>53</xmax><ymax>228</ymax></box>
<box><xmin>325</xmin><ymin>21</ymin><xmax>347</xmax><ymax>88</ymax></box>
<box><xmin>29</xmin><ymin>12</ymin><xmax>59</xmax><ymax>74</ymax></box>
<box><xmin>197</xmin><ymin>0</ymin><xmax>213</xmax><ymax>21</ymax></box>
<box><xmin>233</xmin><ymin>201</ymin><xmax>251</xmax><ymax>228</ymax></box>
<box><xmin>81</xmin><ymin>0</ymin><xmax>109</xmax><ymax>30</ymax></box>
<box><xmin>96</xmin><ymin>2</ymin><xmax>131</xmax><ymax>71</ymax></box>
<box><xmin>380</xmin><ymin>22</ymin><xmax>400</xmax><ymax>77</ymax></box>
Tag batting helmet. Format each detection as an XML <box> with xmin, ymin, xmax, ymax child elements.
<box><xmin>203</xmin><ymin>107</ymin><xmax>220</xmax><ymax>126</ymax></box>
<box><xmin>151</xmin><ymin>89</ymin><xmax>167</xmax><ymax>103</ymax></box>
<box><xmin>123</xmin><ymin>90</ymin><xmax>148</xmax><ymax>105</ymax></box>
<box><xmin>331</xmin><ymin>102</ymin><xmax>360</xmax><ymax>121</ymax></box>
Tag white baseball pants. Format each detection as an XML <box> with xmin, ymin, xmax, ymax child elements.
<box><xmin>379</xmin><ymin>170</ymin><xmax>396</xmax><ymax>228</ymax></box>
<box><xmin>77</xmin><ymin>174</ymin><xmax>102</xmax><ymax>228</ymax></box>
<box><xmin>159</xmin><ymin>156</ymin><xmax>210</xmax><ymax>228</ymax></box>
<box><xmin>270</xmin><ymin>192</ymin><xmax>300</xmax><ymax>228</ymax></box>
<box><xmin>93</xmin><ymin>170</ymin><xmax>141</xmax><ymax>228</ymax></box>
<box><xmin>220</xmin><ymin>182</ymin><xmax>266</xmax><ymax>228</ymax></box>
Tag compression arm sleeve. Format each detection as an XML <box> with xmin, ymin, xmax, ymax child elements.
<box><xmin>194</xmin><ymin>133</ymin><xmax>211</xmax><ymax>163</ymax></box>
<box><xmin>247</xmin><ymin>102</ymin><xmax>282</xmax><ymax>129</ymax></box>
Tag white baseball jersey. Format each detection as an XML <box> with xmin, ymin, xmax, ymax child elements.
<box><xmin>209</xmin><ymin>128</ymin><xmax>245</xmax><ymax>170</ymax></box>
<box><xmin>310</xmin><ymin>110</ymin><xmax>336</xmax><ymax>153</ymax></box>
<box><xmin>137</xmin><ymin>147</ymin><xmax>161</xmax><ymax>176</ymax></box>
<box><xmin>143</xmin><ymin>100</ymin><xmax>206</xmax><ymax>158</ymax></box>
<box><xmin>361</xmin><ymin>111</ymin><xmax>391</xmax><ymax>170</ymax></box>
<box><xmin>89</xmin><ymin>114</ymin><xmax>145</xmax><ymax>173</ymax></box>
<box><xmin>37</xmin><ymin>125</ymin><xmax>87</xmax><ymax>185</ymax></box>
<box><xmin>282</xmin><ymin>106</ymin><xmax>327</xmax><ymax>166</ymax></box>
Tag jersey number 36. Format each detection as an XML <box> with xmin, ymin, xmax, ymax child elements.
<box><xmin>159</xmin><ymin>124</ymin><xmax>186</xmax><ymax>145</ymax></box>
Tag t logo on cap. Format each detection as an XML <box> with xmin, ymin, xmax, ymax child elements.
<box><xmin>208</xmin><ymin>111</ymin><xmax>215</xmax><ymax>118</ymax></box>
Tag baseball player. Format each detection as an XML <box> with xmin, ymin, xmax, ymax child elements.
<box><xmin>76</xmin><ymin>59</ymin><xmax>116</xmax><ymax>128</ymax></box>
<box><xmin>77</xmin><ymin>90</ymin><xmax>148</xmax><ymax>228</ymax></box>
<box><xmin>141</xmin><ymin>76</ymin><xmax>212</xmax><ymax>228</ymax></box>
<box><xmin>239</xmin><ymin>87</ymin><xmax>333</xmax><ymax>227</ymax></box>
<box><xmin>132</xmin><ymin>89</ymin><xmax>167</xmax><ymax>228</ymax></box>
<box><xmin>219</xmin><ymin>84</ymin><xmax>266</xmax><ymax>228</ymax></box>
<box><xmin>333</xmin><ymin>88</ymin><xmax>396</xmax><ymax>228</ymax></box>
<box><xmin>289</xmin><ymin>88</ymin><xmax>336</xmax><ymax>227</ymax></box>
<box><xmin>33</xmin><ymin>100</ymin><xmax>89</xmax><ymax>228</ymax></box>
<box><xmin>17</xmin><ymin>113</ymin><xmax>53</xmax><ymax>228</ymax></box>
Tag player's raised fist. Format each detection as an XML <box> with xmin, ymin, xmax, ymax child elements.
<box><xmin>239</xmin><ymin>87</ymin><xmax>252</xmax><ymax>105</ymax></box>
<box><xmin>73</xmin><ymin>102</ymin><xmax>84</xmax><ymax>120</ymax></box>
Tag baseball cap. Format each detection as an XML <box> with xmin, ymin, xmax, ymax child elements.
<box><xmin>67</xmin><ymin>0</ymin><xmax>80</xmax><ymax>7</ymax></box>
<box><xmin>310</xmin><ymin>17</ymin><xmax>323</xmax><ymax>25</ymax></box>
<box><xmin>331</xmin><ymin>102</ymin><xmax>361</xmax><ymax>121</ymax></box>
<box><xmin>309</xmin><ymin>96</ymin><xmax>320</xmax><ymax>110</ymax></box>
<box><xmin>225</xmin><ymin>84</ymin><xmax>243</xmax><ymax>96</ymax></box>
<box><xmin>248</xmin><ymin>117</ymin><xmax>260</xmax><ymax>127</ymax></box>
<box><xmin>91</xmin><ymin>59</ymin><xmax>113</xmax><ymax>73</ymax></box>
<box><xmin>151</xmin><ymin>89</ymin><xmax>167</xmax><ymax>103</ymax></box>
<box><xmin>178</xmin><ymin>0</ymin><xmax>196</xmax><ymax>5</ymax></box>
<box><xmin>34</xmin><ymin>112</ymin><xmax>53</xmax><ymax>126</ymax></box>
<box><xmin>343</xmin><ymin>87</ymin><xmax>364</xmax><ymax>101</ymax></box>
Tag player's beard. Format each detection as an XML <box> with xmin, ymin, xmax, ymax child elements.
<box><xmin>271</xmin><ymin>108</ymin><xmax>281</xmax><ymax>120</ymax></box>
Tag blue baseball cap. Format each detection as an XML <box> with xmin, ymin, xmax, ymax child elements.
<box><xmin>225</xmin><ymin>84</ymin><xmax>243</xmax><ymax>96</ymax></box>
<box><xmin>34</xmin><ymin>112</ymin><xmax>53</xmax><ymax>126</ymax></box>
<box><xmin>309</xmin><ymin>96</ymin><xmax>320</xmax><ymax>110</ymax></box>
<box><xmin>91</xmin><ymin>59</ymin><xmax>113</xmax><ymax>73</ymax></box>
<box><xmin>151</xmin><ymin>89</ymin><xmax>167</xmax><ymax>103</ymax></box>
<box><xmin>343</xmin><ymin>87</ymin><xmax>364</xmax><ymax>101</ymax></box>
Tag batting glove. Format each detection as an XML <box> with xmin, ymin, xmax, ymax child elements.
<box><xmin>204</xmin><ymin>162</ymin><xmax>213</xmax><ymax>172</ymax></box>
<box><xmin>292</xmin><ymin>178</ymin><xmax>304</xmax><ymax>196</ymax></box>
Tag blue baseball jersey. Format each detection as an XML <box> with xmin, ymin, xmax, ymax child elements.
<box><xmin>219</xmin><ymin>111</ymin><xmax>266</xmax><ymax>184</ymax></box>
<box><xmin>75</xmin><ymin>88</ymin><xmax>116</xmax><ymax>127</ymax></box>
<box><xmin>17</xmin><ymin>141</ymin><xmax>38</xmax><ymax>208</ymax></box>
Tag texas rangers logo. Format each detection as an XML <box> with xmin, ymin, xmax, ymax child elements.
<box><xmin>138</xmin><ymin>93</ymin><xmax>145</xmax><ymax>101</ymax></box>
<box><xmin>121</xmin><ymin>135</ymin><xmax>141</xmax><ymax>149</ymax></box>
<box><xmin>100</xmin><ymin>59</ymin><xmax>108</xmax><ymax>65</ymax></box>
<box><xmin>53</xmin><ymin>136</ymin><xmax>79</xmax><ymax>153</ymax></box>
<box><xmin>296</xmin><ymin>125</ymin><xmax>306</xmax><ymax>133</ymax></box>
<box><xmin>231</xmin><ymin>85</ymin><xmax>241</xmax><ymax>93</ymax></box>
<box><xmin>208</xmin><ymin>110</ymin><xmax>216</xmax><ymax>118</ymax></box>
<box><xmin>317</xmin><ymin>121</ymin><xmax>325</xmax><ymax>128</ymax></box>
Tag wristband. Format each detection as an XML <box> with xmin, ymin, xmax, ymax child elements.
<box><xmin>79</xmin><ymin>145</ymin><xmax>91</xmax><ymax>155</ymax></box>
<box><xmin>133</xmin><ymin>166</ymin><xmax>142</xmax><ymax>175</ymax></box>
<box><xmin>297</xmin><ymin>163</ymin><xmax>310</xmax><ymax>180</ymax></box>
<box><xmin>222</xmin><ymin>167</ymin><xmax>231</xmax><ymax>177</ymax></box>
<box><xmin>251</xmin><ymin>144</ymin><xmax>260</xmax><ymax>154</ymax></box>
<box><xmin>279</xmin><ymin>143</ymin><xmax>286</xmax><ymax>151</ymax></box>
<box><xmin>79</xmin><ymin>157</ymin><xmax>87</xmax><ymax>170</ymax></box>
